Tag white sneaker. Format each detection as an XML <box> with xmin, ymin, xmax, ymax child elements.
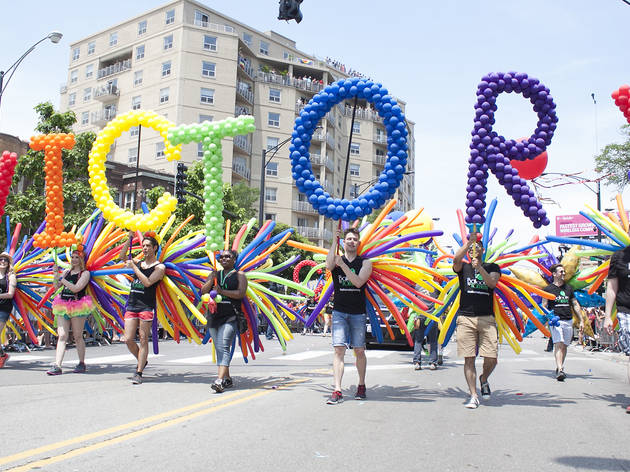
<box><xmin>465</xmin><ymin>396</ymin><xmax>480</xmax><ymax>409</ymax></box>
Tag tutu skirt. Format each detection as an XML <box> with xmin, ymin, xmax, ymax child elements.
<box><xmin>52</xmin><ymin>295</ymin><xmax>95</xmax><ymax>320</ymax></box>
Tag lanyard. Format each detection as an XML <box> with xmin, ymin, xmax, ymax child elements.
<box><xmin>219</xmin><ymin>269</ymin><xmax>236</xmax><ymax>289</ymax></box>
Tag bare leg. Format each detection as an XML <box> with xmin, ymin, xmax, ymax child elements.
<box><xmin>480</xmin><ymin>357</ymin><xmax>497</xmax><ymax>383</ymax></box>
<box><xmin>218</xmin><ymin>365</ymin><xmax>230</xmax><ymax>380</ymax></box>
<box><xmin>55</xmin><ymin>317</ymin><xmax>71</xmax><ymax>367</ymax></box>
<box><xmin>124</xmin><ymin>318</ymin><xmax>140</xmax><ymax>360</ymax></box>
<box><xmin>464</xmin><ymin>357</ymin><xmax>477</xmax><ymax>397</ymax></box>
<box><xmin>0</xmin><ymin>320</ymin><xmax>6</xmax><ymax>355</ymax></box>
<box><xmin>137</xmin><ymin>320</ymin><xmax>152</xmax><ymax>373</ymax></box>
<box><xmin>70</xmin><ymin>317</ymin><xmax>87</xmax><ymax>363</ymax></box>
<box><xmin>354</xmin><ymin>347</ymin><xmax>367</xmax><ymax>385</ymax></box>
<box><xmin>554</xmin><ymin>343</ymin><xmax>567</xmax><ymax>371</ymax></box>
<box><xmin>333</xmin><ymin>346</ymin><xmax>346</xmax><ymax>391</ymax></box>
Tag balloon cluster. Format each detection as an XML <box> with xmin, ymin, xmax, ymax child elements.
<box><xmin>292</xmin><ymin>259</ymin><xmax>318</xmax><ymax>284</ymax></box>
<box><xmin>30</xmin><ymin>133</ymin><xmax>79</xmax><ymax>248</ymax></box>
<box><xmin>168</xmin><ymin>115</ymin><xmax>256</xmax><ymax>251</ymax></box>
<box><xmin>465</xmin><ymin>72</ymin><xmax>557</xmax><ymax>228</ymax></box>
<box><xmin>88</xmin><ymin>110</ymin><xmax>181</xmax><ymax>231</ymax></box>
<box><xmin>612</xmin><ymin>84</ymin><xmax>630</xmax><ymax>124</ymax></box>
<box><xmin>290</xmin><ymin>77</ymin><xmax>408</xmax><ymax>220</ymax></box>
<box><xmin>0</xmin><ymin>151</ymin><xmax>18</xmax><ymax>216</ymax></box>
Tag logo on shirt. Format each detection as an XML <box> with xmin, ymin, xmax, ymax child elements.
<box><xmin>338</xmin><ymin>269</ymin><xmax>359</xmax><ymax>290</ymax></box>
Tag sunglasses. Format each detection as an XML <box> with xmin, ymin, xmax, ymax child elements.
<box><xmin>0</xmin><ymin>259</ymin><xmax>8</xmax><ymax>264</ymax></box>
<box><xmin>218</xmin><ymin>254</ymin><xmax>233</xmax><ymax>259</ymax></box>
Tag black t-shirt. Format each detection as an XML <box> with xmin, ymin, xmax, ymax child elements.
<box><xmin>332</xmin><ymin>256</ymin><xmax>367</xmax><ymax>314</ymax></box>
<box><xmin>608</xmin><ymin>247</ymin><xmax>630</xmax><ymax>312</ymax></box>
<box><xmin>210</xmin><ymin>269</ymin><xmax>242</xmax><ymax>328</ymax></box>
<box><xmin>456</xmin><ymin>262</ymin><xmax>500</xmax><ymax>316</ymax></box>
<box><xmin>543</xmin><ymin>283</ymin><xmax>575</xmax><ymax>320</ymax></box>
<box><xmin>0</xmin><ymin>274</ymin><xmax>12</xmax><ymax>312</ymax></box>
<box><xmin>127</xmin><ymin>263</ymin><xmax>161</xmax><ymax>312</ymax></box>
<box><xmin>60</xmin><ymin>271</ymin><xmax>87</xmax><ymax>301</ymax></box>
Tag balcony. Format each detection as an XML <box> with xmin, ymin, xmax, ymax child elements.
<box><xmin>91</xmin><ymin>108</ymin><xmax>117</xmax><ymax>127</ymax></box>
<box><xmin>98</xmin><ymin>59</ymin><xmax>131</xmax><ymax>80</ymax></box>
<box><xmin>323</xmin><ymin>181</ymin><xmax>334</xmax><ymax>195</ymax></box>
<box><xmin>342</xmin><ymin>105</ymin><xmax>380</xmax><ymax>122</ymax></box>
<box><xmin>236</xmin><ymin>82</ymin><xmax>254</xmax><ymax>104</ymax></box>
<box><xmin>295</xmin><ymin>103</ymin><xmax>306</xmax><ymax>114</ymax></box>
<box><xmin>325</xmin><ymin>133</ymin><xmax>334</xmax><ymax>149</ymax></box>
<box><xmin>232</xmin><ymin>162</ymin><xmax>250</xmax><ymax>180</ymax></box>
<box><xmin>297</xmin><ymin>226</ymin><xmax>321</xmax><ymax>239</ymax></box>
<box><xmin>321</xmin><ymin>229</ymin><xmax>332</xmax><ymax>241</ymax></box>
<box><xmin>237</xmin><ymin>55</ymin><xmax>255</xmax><ymax>80</ymax></box>
<box><xmin>292</xmin><ymin>201</ymin><xmax>318</xmax><ymax>214</ymax></box>
<box><xmin>59</xmin><ymin>84</ymin><xmax>67</xmax><ymax>94</ymax></box>
<box><xmin>373</xmin><ymin>154</ymin><xmax>386</xmax><ymax>166</ymax></box>
<box><xmin>94</xmin><ymin>84</ymin><xmax>120</xmax><ymax>102</ymax></box>
<box><xmin>233</xmin><ymin>135</ymin><xmax>252</xmax><ymax>154</ymax></box>
<box><xmin>374</xmin><ymin>133</ymin><xmax>387</xmax><ymax>145</ymax></box>
<box><xmin>193</xmin><ymin>20</ymin><xmax>236</xmax><ymax>34</ymax></box>
<box><xmin>323</xmin><ymin>155</ymin><xmax>335</xmax><ymax>172</ymax></box>
<box><xmin>257</xmin><ymin>72</ymin><xmax>324</xmax><ymax>94</ymax></box>
<box><xmin>234</xmin><ymin>105</ymin><xmax>251</xmax><ymax>117</ymax></box>
<box><xmin>310</xmin><ymin>153</ymin><xmax>322</xmax><ymax>166</ymax></box>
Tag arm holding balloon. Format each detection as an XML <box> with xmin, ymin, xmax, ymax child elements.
<box><xmin>200</xmin><ymin>271</ymin><xmax>217</xmax><ymax>296</ymax></box>
<box><xmin>470</xmin><ymin>258</ymin><xmax>500</xmax><ymax>289</ymax></box>
<box><xmin>571</xmin><ymin>295</ymin><xmax>586</xmax><ymax>334</ymax></box>
<box><xmin>326</xmin><ymin>228</ymin><xmax>341</xmax><ymax>272</ymax></box>
<box><xmin>604</xmin><ymin>277</ymin><xmax>618</xmax><ymax>336</ymax></box>
<box><xmin>125</xmin><ymin>259</ymin><xmax>165</xmax><ymax>288</ymax></box>
<box><xmin>218</xmin><ymin>272</ymin><xmax>248</xmax><ymax>300</ymax></box>
<box><xmin>118</xmin><ymin>231</ymin><xmax>135</xmax><ymax>261</ymax></box>
<box><xmin>334</xmin><ymin>256</ymin><xmax>372</xmax><ymax>289</ymax></box>
<box><xmin>453</xmin><ymin>231</ymin><xmax>477</xmax><ymax>273</ymax></box>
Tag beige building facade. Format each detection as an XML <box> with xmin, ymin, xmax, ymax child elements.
<box><xmin>60</xmin><ymin>0</ymin><xmax>415</xmax><ymax>246</ymax></box>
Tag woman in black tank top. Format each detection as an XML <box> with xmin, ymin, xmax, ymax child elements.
<box><xmin>0</xmin><ymin>252</ymin><xmax>17</xmax><ymax>368</ymax></box>
<box><xmin>121</xmin><ymin>232</ymin><xmax>165</xmax><ymax>385</ymax></box>
<box><xmin>47</xmin><ymin>248</ymin><xmax>93</xmax><ymax>375</ymax></box>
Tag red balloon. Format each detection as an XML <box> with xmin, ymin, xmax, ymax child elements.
<box><xmin>510</xmin><ymin>150</ymin><xmax>548</xmax><ymax>180</ymax></box>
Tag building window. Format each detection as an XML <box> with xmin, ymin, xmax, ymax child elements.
<box><xmin>159</xmin><ymin>87</ymin><xmax>170</xmax><ymax>104</ymax></box>
<box><xmin>194</xmin><ymin>10</ymin><xmax>209</xmax><ymax>27</ymax></box>
<box><xmin>199</xmin><ymin>114</ymin><xmax>213</xmax><ymax>122</ymax></box>
<box><xmin>269</xmin><ymin>88</ymin><xmax>281</xmax><ymax>103</ymax></box>
<box><xmin>81</xmin><ymin>112</ymin><xmax>89</xmax><ymax>125</ymax></box>
<box><xmin>259</xmin><ymin>41</ymin><xmax>269</xmax><ymax>55</ymax></box>
<box><xmin>265</xmin><ymin>187</ymin><xmax>277</xmax><ymax>202</ymax></box>
<box><xmin>136</xmin><ymin>45</ymin><xmax>145</xmax><ymax>60</ymax></box>
<box><xmin>243</xmin><ymin>32</ymin><xmax>252</xmax><ymax>47</ymax></box>
<box><xmin>128</xmin><ymin>147</ymin><xmax>138</xmax><ymax>164</ymax></box>
<box><xmin>134</xmin><ymin>70</ymin><xmax>143</xmax><ymax>86</ymax></box>
<box><xmin>268</xmin><ymin>112</ymin><xmax>280</xmax><ymax>127</ymax></box>
<box><xmin>132</xmin><ymin>96</ymin><xmax>141</xmax><ymax>110</ymax></box>
<box><xmin>200</xmin><ymin>88</ymin><xmax>214</xmax><ymax>104</ymax></box>
<box><xmin>265</xmin><ymin>213</ymin><xmax>276</xmax><ymax>221</ymax></box>
<box><xmin>163</xmin><ymin>35</ymin><xmax>173</xmax><ymax>50</ymax></box>
<box><xmin>109</xmin><ymin>32</ymin><xmax>118</xmax><ymax>47</ymax></box>
<box><xmin>156</xmin><ymin>142</ymin><xmax>165</xmax><ymax>159</ymax></box>
<box><xmin>352</xmin><ymin>121</ymin><xmax>361</xmax><ymax>134</ymax></box>
<box><xmin>138</xmin><ymin>20</ymin><xmax>147</xmax><ymax>35</ymax></box>
<box><xmin>123</xmin><ymin>191</ymin><xmax>134</xmax><ymax>209</ymax></box>
<box><xmin>165</xmin><ymin>9</ymin><xmax>175</xmax><ymax>25</ymax></box>
<box><xmin>85</xmin><ymin>64</ymin><xmax>94</xmax><ymax>79</ymax></box>
<box><xmin>162</xmin><ymin>61</ymin><xmax>171</xmax><ymax>77</ymax></box>
<box><xmin>83</xmin><ymin>87</ymin><xmax>91</xmax><ymax>102</ymax></box>
<box><xmin>197</xmin><ymin>142</ymin><xmax>204</xmax><ymax>158</ymax></box>
<box><xmin>266</xmin><ymin>162</ymin><xmax>278</xmax><ymax>177</ymax></box>
<box><xmin>68</xmin><ymin>93</ymin><xmax>76</xmax><ymax>107</ymax></box>
<box><xmin>350</xmin><ymin>143</ymin><xmax>360</xmax><ymax>155</ymax></box>
<box><xmin>70</xmin><ymin>70</ymin><xmax>78</xmax><ymax>84</ymax></box>
<box><xmin>203</xmin><ymin>35</ymin><xmax>217</xmax><ymax>51</ymax></box>
<box><xmin>72</xmin><ymin>47</ymin><xmax>80</xmax><ymax>61</ymax></box>
<box><xmin>350</xmin><ymin>163</ymin><xmax>360</xmax><ymax>177</ymax></box>
<box><xmin>130</xmin><ymin>126</ymin><xmax>139</xmax><ymax>137</ymax></box>
<box><xmin>201</xmin><ymin>61</ymin><xmax>215</xmax><ymax>77</ymax></box>
<box><xmin>267</xmin><ymin>136</ymin><xmax>279</xmax><ymax>151</ymax></box>
<box><xmin>87</xmin><ymin>41</ymin><xmax>95</xmax><ymax>55</ymax></box>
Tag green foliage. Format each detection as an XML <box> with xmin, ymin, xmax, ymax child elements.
<box><xmin>594</xmin><ymin>124</ymin><xmax>630</xmax><ymax>190</ymax></box>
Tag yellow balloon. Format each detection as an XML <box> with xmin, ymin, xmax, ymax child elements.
<box><xmin>88</xmin><ymin>110</ymin><xmax>182</xmax><ymax>231</ymax></box>
<box><xmin>400</xmin><ymin>209</ymin><xmax>434</xmax><ymax>244</ymax></box>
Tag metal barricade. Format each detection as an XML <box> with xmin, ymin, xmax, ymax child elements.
<box><xmin>595</xmin><ymin>316</ymin><xmax>618</xmax><ymax>351</ymax></box>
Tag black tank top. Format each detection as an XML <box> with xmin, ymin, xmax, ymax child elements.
<box><xmin>0</xmin><ymin>274</ymin><xmax>13</xmax><ymax>312</ymax></box>
<box><xmin>60</xmin><ymin>271</ymin><xmax>87</xmax><ymax>301</ymax></box>
<box><xmin>210</xmin><ymin>270</ymin><xmax>242</xmax><ymax>327</ymax></box>
<box><xmin>127</xmin><ymin>263</ymin><xmax>161</xmax><ymax>312</ymax></box>
<box><xmin>332</xmin><ymin>256</ymin><xmax>367</xmax><ymax>314</ymax></box>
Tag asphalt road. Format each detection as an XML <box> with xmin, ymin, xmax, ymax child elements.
<box><xmin>1</xmin><ymin>334</ymin><xmax>629</xmax><ymax>471</ymax></box>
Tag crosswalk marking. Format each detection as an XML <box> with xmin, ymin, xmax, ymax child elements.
<box><xmin>81</xmin><ymin>354</ymin><xmax>164</xmax><ymax>365</ymax></box>
<box><xmin>365</xmin><ymin>350</ymin><xmax>394</xmax><ymax>359</ymax></box>
<box><xmin>5</xmin><ymin>355</ymin><xmax>52</xmax><ymax>362</ymax></box>
<box><xmin>270</xmin><ymin>350</ymin><xmax>329</xmax><ymax>361</ymax></box>
<box><xmin>168</xmin><ymin>355</ymin><xmax>213</xmax><ymax>364</ymax></box>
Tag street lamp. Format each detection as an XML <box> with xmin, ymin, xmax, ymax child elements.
<box><xmin>0</xmin><ymin>31</ymin><xmax>63</xmax><ymax>112</ymax></box>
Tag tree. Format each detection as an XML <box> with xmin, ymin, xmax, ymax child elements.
<box><xmin>594</xmin><ymin>124</ymin><xmax>630</xmax><ymax>190</ymax></box>
<box><xmin>5</xmin><ymin>102</ymin><xmax>97</xmax><ymax>238</ymax></box>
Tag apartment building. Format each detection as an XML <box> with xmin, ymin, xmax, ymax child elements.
<box><xmin>60</xmin><ymin>0</ymin><xmax>415</xmax><ymax>246</ymax></box>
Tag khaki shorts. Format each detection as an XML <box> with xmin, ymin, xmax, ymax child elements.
<box><xmin>456</xmin><ymin>314</ymin><xmax>498</xmax><ymax>358</ymax></box>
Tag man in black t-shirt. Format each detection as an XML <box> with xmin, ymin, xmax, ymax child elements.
<box><xmin>604</xmin><ymin>245</ymin><xmax>630</xmax><ymax>414</ymax></box>
<box><xmin>324</xmin><ymin>227</ymin><xmax>372</xmax><ymax>405</ymax></box>
<box><xmin>542</xmin><ymin>263</ymin><xmax>586</xmax><ymax>381</ymax></box>
<box><xmin>453</xmin><ymin>232</ymin><xmax>501</xmax><ymax>409</ymax></box>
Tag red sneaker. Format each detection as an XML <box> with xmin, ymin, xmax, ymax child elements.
<box><xmin>0</xmin><ymin>353</ymin><xmax>9</xmax><ymax>368</ymax></box>
<box><xmin>355</xmin><ymin>384</ymin><xmax>366</xmax><ymax>400</ymax></box>
<box><xmin>326</xmin><ymin>390</ymin><xmax>343</xmax><ymax>404</ymax></box>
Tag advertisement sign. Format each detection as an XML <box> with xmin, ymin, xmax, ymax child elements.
<box><xmin>555</xmin><ymin>214</ymin><xmax>598</xmax><ymax>237</ymax></box>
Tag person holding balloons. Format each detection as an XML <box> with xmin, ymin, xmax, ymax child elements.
<box><xmin>201</xmin><ymin>249</ymin><xmax>248</xmax><ymax>393</ymax></box>
<box><xmin>120</xmin><ymin>232</ymin><xmax>165</xmax><ymax>385</ymax></box>
<box><xmin>453</xmin><ymin>232</ymin><xmax>501</xmax><ymax>409</ymax></box>
<box><xmin>47</xmin><ymin>246</ymin><xmax>93</xmax><ymax>375</ymax></box>
<box><xmin>0</xmin><ymin>252</ymin><xmax>16</xmax><ymax>368</ymax></box>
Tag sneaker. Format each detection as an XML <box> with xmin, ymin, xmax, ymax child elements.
<box><xmin>437</xmin><ymin>354</ymin><xmax>443</xmax><ymax>366</ymax></box>
<box><xmin>429</xmin><ymin>363</ymin><xmax>437</xmax><ymax>371</ymax></box>
<box><xmin>46</xmin><ymin>364</ymin><xmax>62</xmax><ymax>376</ymax></box>
<box><xmin>222</xmin><ymin>377</ymin><xmax>233</xmax><ymax>389</ymax></box>
<box><xmin>465</xmin><ymin>396</ymin><xmax>480</xmax><ymax>409</ymax></box>
<box><xmin>326</xmin><ymin>390</ymin><xmax>343</xmax><ymax>404</ymax></box>
<box><xmin>355</xmin><ymin>385</ymin><xmax>366</xmax><ymax>400</ymax></box>
<box><xmin>626</xmin><ymin>405</ymin><xmax>630</xmax><ymax>414</ymax></box>
<box><xmin>556</xmin><ymin>369</ymin><xmax>566</xmax><ymax>381</ymax></box>
<box><xmin>73</xmin><ymin>362</ymin><xmax>87</xmax><ymax>373</ymax></box>
<box><xmin>131</xmin><ymin>372</ymin><xmax>143</xmax><ymax>385</ymax></box>
<box><xmin>480</xmin><ymin>377</ymin><xmax>491</xmax><ymax>397</ymax></box>
<box><xmin>0</xmin><ymin>353</ymin><xmax>9</xmax><ymax>368</ymax></box>
<box><xmin>211</xmin><ymin>379</ymin><xmax>224</xmax><ymax>393</ymax></box>
<box><xmin>413</xmin><ymin>362</ymin><xmax>422</xmax><ymax>371</ymax></box>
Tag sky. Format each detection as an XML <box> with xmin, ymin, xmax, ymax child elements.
<box><xmin>1</xmin><ymin>0</ymin><xmax>630</xmax><ymax>249</ymax></box>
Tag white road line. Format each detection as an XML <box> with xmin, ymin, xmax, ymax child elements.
<box><xmin>81</xmin><ymin>354</ymin><xmax>164</xmax><ymax>365</ymax></box>
<box><xmin>4</xmin><ymin>355</ymin><xmax>52</xmax><ymax>362</ymax></box>
<box><xmin>270</xmin><ymin>350</ymin><xmax>329</xmax><ymax>361</ymax></box>
<box><xmin>167</xmin><ymin>355</ymin><xmax>213</xmax><ymax>364</ymax></box>
<box><xmin>365</xmin><ymin>351</ymin><xmax>394</xmax><ymax>359</ymax></box>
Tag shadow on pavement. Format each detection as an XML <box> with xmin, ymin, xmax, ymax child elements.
<box><xmin>554</xmin><ymin>456</ymin><xmax>630</xmax><ymax>470</ymax></box>
<box><xmin>519</xmin><ymin>368</ymin><xmax>609</xmax><ymax>381</ymax></box>
<box><xmin>583</xmin><ymin>392</ymin><xmax>630</xmax><ymax>412</ymax></box>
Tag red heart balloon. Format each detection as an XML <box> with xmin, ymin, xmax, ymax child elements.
<box><xmin>612</xmin><ymin>85</ymin><xmax>630</xmax><ymax>124</ymax></box>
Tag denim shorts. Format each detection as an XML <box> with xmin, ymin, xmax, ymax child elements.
<box><xmin>209</xmin><ymin>320</ymin><xmax>238</xmax><ymax>366</ymax></box>
<box><xmin>332</xmin><ymin>310</ymin><xmax>366</xmax><ymax>348</ymax></box>
<box><xmin>0</xmin><ymin>310</ymin><xmax>10</xmax><ymax>323</ymax></box>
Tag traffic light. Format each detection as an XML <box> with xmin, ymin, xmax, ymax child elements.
<box><xmin>278</xmin><ymin>0</ymin><xmax>303</xmax><ymax>23</ymax></box>
<box><xmin>175</xmin><ymin>162</ymin><xmax>188</xmax><ymax>203</ymax></box>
